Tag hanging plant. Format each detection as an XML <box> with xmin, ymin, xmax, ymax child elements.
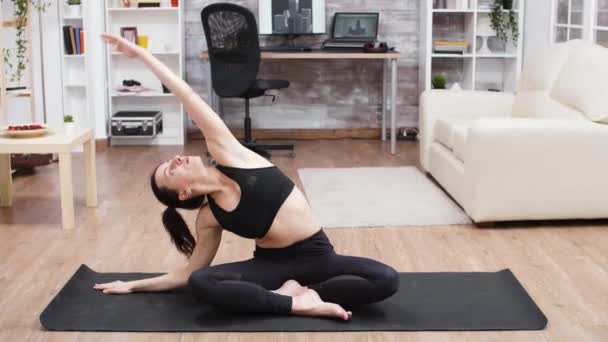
<box><xmin>1</xmin><ymin>0</ymin><xmax>51</xmax><ymax>85</ymax></box>
<box><xmin>489</xmin><ymin>0</ymin><xmax>519</xmax><ymax>46</ymax></box>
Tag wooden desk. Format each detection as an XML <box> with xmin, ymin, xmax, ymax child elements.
<box><xmin>200</xmin><ymin>51</ymin><xmax>401</xmax><ymax>155</ymax></box>
<box><xmin>0</xmin><ymin>127</ymin><xmax>97</xmax><ymax>230</ymax></box>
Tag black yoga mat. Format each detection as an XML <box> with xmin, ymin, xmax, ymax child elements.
<box><xmin>39</xmin><ymin>265</ymin><xmax>547</xmax><ymax>332</ymax></box>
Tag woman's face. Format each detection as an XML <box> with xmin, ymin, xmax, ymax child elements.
<box><xmin>154</xmin><ymin>155</ymin><xmax>206</xmax><ymax>200</ymax></box>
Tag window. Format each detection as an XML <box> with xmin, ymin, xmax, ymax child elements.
<box><xmin>595</xmin><ymin>0</ymin><xmax>608</xmax><ymax>46</ymax></box>
<box><xmin>554</xmin><ymin>0</ymin><xmax>586</xmax><ymax>42</ymax></box>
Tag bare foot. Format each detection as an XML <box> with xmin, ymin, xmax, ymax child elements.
<box><xmin>291</xmin><ymin>289</ymin><xmax>352</xmax><ymax>321</ymax></box>
<box><xmin>272</xmin><ymin>279</ymin><xmax>309</xmax><ymax>297</ymax></box>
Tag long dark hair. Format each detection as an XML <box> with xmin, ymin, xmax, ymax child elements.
<box><xmin>150</xmin><ymin>164</ymin><xmax>206</xmax><ymax>257</ymax></box>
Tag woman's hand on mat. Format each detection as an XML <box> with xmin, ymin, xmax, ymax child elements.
<box><xmin>93</xmin><ymin>280</ymin><xmax>134</xmax><ymax>295</ymax></box>
<box><xmin>101</xmin><ymin>33</ymin><xmax>144</xmax><ymax>58</ymax></box>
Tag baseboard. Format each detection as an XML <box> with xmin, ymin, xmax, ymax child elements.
<box><xmin>96</xmin><ymin>138</ymin><xmax>110</xmax><ymax>152</ymax></box>
<box><xmin>188</xmin><ymin>128</ymin><xmax>383</xmax><ymax>140</ymax></box>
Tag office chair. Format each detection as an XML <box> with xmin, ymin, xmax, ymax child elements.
<box><xmin>201</xmin><ymin>3</ymin><xmax>293</xmax><ymax>158</ymax></box>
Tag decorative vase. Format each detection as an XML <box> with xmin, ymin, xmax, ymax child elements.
<box><xmin>66</xmin><ymin>5</ymin><xmax>81</xmax><ymax>17</ymax></box>
<box><xmin>171</xmin><ymin>0</ymin><xmax>179</xmax><ymax>8</ymax></box>
<box><xmin>450</xmin><ymin>82</ymin><xmax>462</xmax><ymax>91</ymax></box>
<box><xmin>502</xmin><ymin>0</ymin><xmax>513</xmax><ymax>10</ymax></box>
<box><xmin>476</xmin><ymin>16</ymin><xmax>495</xmax><ymax>55</ymax></box>
<box><xmin>65</xmin><ymin>122</ymin><xmax>75</xmax><ymax>134</ymax></box>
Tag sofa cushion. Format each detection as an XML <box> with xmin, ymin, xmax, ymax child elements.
<box><xmin>452</xmin><ymin>125</ymin><xmax>468</xmax><ymax>162</ymax></box>
<box><xmin>434</xmin><ymin>117</ymin><xmax>469</xmax><ymax>150</ymax></box>
<box><xmin>517</xmin><ymin>39</ymin><xmax>583</xmax><ymax>92</ymax></box>
<box><xmin>518</xmin><ymin>40</ymin><xmax>583</xmax><ymax>92</ymax></box>
<box><xmin>512</xmin><ymin>90</ymin><xmax>586</xmax><ymax>120</ymax></box>
<box><xmin>550</xmin><ymin>44</ymin><xmax>608</xmax><ymax>123</ymax></box>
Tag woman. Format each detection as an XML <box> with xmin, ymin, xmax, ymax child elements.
<box><xmin>94</xmin><ymin>34</ymin><xmax>399</xmax><ymax>321</ymax></box>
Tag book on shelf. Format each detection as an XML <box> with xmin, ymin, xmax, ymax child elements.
<box><xmin>433</xmin><ymin>40</ymin><xmax>469</xmax><ymax>53</ymax></box>
<box><xmin>137</xmin><ymin>0</ymin><xmax>161</xmax><ymax>7</ymax></box>
<box><xmin>80</xmin><ymin>30</ymin><xmax>85</xmax><ymax>54</ymax></box>
<box><xmin>62</xmin><ymin>25</ymin><xmax>85</xmax><ymax>55</ymax></box>
<box><xmin>75</xmin><ymin>28</ymin><xmax>81</xmax><ymax>55</ymax></box>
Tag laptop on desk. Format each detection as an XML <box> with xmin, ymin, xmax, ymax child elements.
<box><xmin>322</xmin><ymin>12</ymin><xmax>379</xmax><ymax>50</ymax></box>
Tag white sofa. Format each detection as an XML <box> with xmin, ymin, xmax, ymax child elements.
<box><xmin>419</xmin><ymin>40</ymin><xmax>608</xmax><ymax>223</ymax></box>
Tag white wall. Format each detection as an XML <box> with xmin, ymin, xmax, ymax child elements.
<box><xmin>523</xmin><ymin>0</ymin><xmax>553</xmax><ymax>61</ymax></box>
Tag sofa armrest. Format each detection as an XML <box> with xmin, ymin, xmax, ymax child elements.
<box><xmin>419</xmin><ymin>90</ymin><xmax>514</xmax><ymax>171</ymax></box>
<box><xmin>465</xmin><ymin>118</ymin><xmax>608</xmax><ymax>221</ymax></box>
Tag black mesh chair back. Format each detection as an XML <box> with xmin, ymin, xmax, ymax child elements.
<box><xmin>201</xmin><ymin>3</ymin><xmax>261</xmax><ymax>98</ymax></box>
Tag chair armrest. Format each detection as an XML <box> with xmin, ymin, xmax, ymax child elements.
<box><xmin>419</xmin><ymin>90</ymin><xmax>514</xmax><ymax>171</ymax></box>
<box><xmin>464</xmin><ymin>118</ymin><xmax>608</xmax><ymax>221</ymax></box>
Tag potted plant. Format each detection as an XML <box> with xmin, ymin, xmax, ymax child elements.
<box><xmin>432</xmin><ymin>74</ymin><xmax>447</xmax><ymax>89</ymax></box>
<box><xmin>64</xmin><ymin>114</ymin><xmax>75</xmax><ymax>133</ymax></box>
<box><xmin>1</xmin><ymin>0</ymin><xmax>50</xmax><ymax>87</ymax></box>
<box><xmin>489</xmin><ymin>0</ymin><xmax>518</xmax><ymax>46</ymax></box>
<box><xmin>66</xmin><ymin>0</ymin><xmax>81</xmax><ymax>17</ymax></box>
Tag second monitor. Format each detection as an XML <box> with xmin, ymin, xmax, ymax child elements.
<box><xmin>259</xmin><ymin>0</ymin><xmax>325</xmax><ymax>51</ymax></box>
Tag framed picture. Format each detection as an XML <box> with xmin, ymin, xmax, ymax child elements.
<box><xmin>120</xmin><ymin>27</ymin><xmax>138</xmax><ymax>44</ymax></box>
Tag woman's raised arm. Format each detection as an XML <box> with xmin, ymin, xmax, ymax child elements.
<box><xmin>101</xmin><ymin>33</ymin><xmax>246</xmax><ymax>164</ymax></box>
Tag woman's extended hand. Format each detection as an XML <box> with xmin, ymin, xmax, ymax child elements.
<box><xmin>93</xmin><ymin>280</ymin><xmax>134</xmax><ymax>295</ymax></box>
<box><xmin>101</xmin><ymin>33</ymin><xmax>144</xmax><ymax>58</ymax></box>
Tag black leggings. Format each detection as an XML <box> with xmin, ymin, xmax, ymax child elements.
<box><xmin>188</xmin><ymin>229</ymin><xmax>399</xmax><ymax>314</ymax></box>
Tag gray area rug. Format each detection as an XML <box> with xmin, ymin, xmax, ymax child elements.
<box><xmin>297</xmin><ymin>167</ymin><xmax>471</xmax><ymax>228</ymax></box>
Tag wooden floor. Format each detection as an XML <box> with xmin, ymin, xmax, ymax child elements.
<box><xmin>1</xmin><ymin>139</ymin><xmax>607</xmax><ymax>342</ymax></box>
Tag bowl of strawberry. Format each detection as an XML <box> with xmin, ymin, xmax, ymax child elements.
<box><xmin>2</xmin><ymin>123</ymin><xmax>49</xmax><ymax>138</ymax></box>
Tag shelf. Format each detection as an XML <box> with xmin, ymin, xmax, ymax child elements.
<box><xmin>111</xmin><ymin>51</ymin><xmax>179</xmax><ymax>56</ymax></box>
<box><xmin>1</xmin><ymin>16</ymin><xmax>18</xmax><ymax>27</ymax></box>
<box><xmin>63</xmin><ymin>16</ymin><xmax>83</xmax><ymax>20</ymax></box>
<box><xmin>432</xmin><ymin>53</ymin><xmax>473</xmax><ymax>58</ymax></box>
<box><xmin>64</xmin><ymin>54</ymin><xmax>85</xmax><ymax>59</ymax></box>
<box><xmin>108</xmin><ymin>7</ymin><xmax>179</xmax><ymax>13</ymax></box>
<box><xmin>64</xmin><ymin>84</ymin><xmax>86</xmax><ymax>88</ymax></box>
<box><xmin>594</xmin><ymin>26</ymin><xmax>608</xmax><ymax>31</ymax></box>
<box><xmin>432</xmin><ymin>9</ymin><xmax>475</xmax><ymax>13</ymax></box>
<box><xmin>432</xmin><ymin>9</ymin><xmax>519</xmax><ymax>13</ymax></box>
<box><xmin>6</xmin><ymin>89</ymin><xmax>32</xmax><ymax>97</ymax></box>
<box><xmin>477</xmin><ymin>9</ymin><xmax>519</xmax><ymax>13</ymax></box>
<box><xmin>476</xmin><ymin>54</ymin><xmax>517</xmax><ymax>58</ymax></box>
<box><xmin>111</xmin><ymin>92</ymin><xmax>175</xmax><ymax>97</ymax></box>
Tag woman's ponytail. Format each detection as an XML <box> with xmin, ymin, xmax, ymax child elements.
<box><xmin>162</xmin><ymin>207</ymin><xmax>196</xmax><ymax>257</ymax></box>
<box><xmin>151</xmin><ymin>164</ymin><xmax>206</xmax><ymax>257</ymax></box>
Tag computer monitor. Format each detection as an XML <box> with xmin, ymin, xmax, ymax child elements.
<box><xmin>259</xmin><ymin>0</ymin><xmax>326</xmax><ymax>35</ymax></box>
<box><xmin>331</xmin><ymin>13</ymin><xmax>378</xmax><ymax>40</ymax></box>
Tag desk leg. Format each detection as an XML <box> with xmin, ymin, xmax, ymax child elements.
<box><xmin>0</xmin><ymin>154</ymin><xmax>12</xmax><ymax>207</ymax></box>
<box><xmin>59</xmin><ymin>153</ymin><xmax>75</xmax><ymax>230</ymax></box>
<box><xmin>84</xmin><ymin>138</ymin><xmax>98</xmax><ymax>207</ymax></box>
<box><xmin>390</xmin><ymin>59</ymin><xmax>398</xmax><ymax>155</ymax></box>
<box><xmin>382</xmin><ymin>60</ymin><xmax>387</xmax><ymax>142</ymax></box>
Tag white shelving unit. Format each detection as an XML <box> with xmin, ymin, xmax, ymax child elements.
<box><xmin>104</xmin><ymin>0</ymin><xmax>185</xmax><ymax>146</ymax></box>
<box><xmin>58</xmin><ymin>3</ymin><xmax>89</xmax><ymax>130</ymax></box>
<box><xmin>420</xmin><ymin>0</ymin><xmax>525</xmax><ymax>93</ymax></box>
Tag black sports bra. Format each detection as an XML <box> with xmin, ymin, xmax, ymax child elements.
<box><xmin>207</xmin><ymin>164</ymin><xmax>295</xmax><ymax>239</ymax></box>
